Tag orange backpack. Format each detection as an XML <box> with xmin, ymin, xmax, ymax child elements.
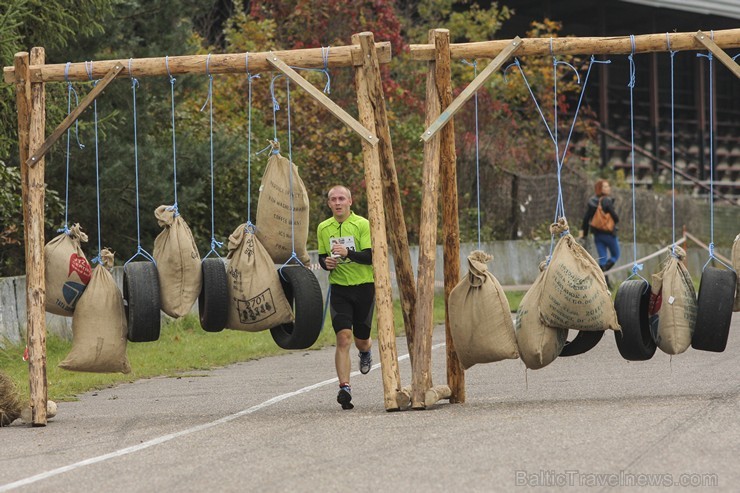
<box><xmin>590</xmin><ymin>197</ymin><xmax>615</xmax><ymax>233</ymax></box>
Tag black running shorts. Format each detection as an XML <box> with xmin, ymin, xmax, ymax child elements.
<box><xmin>329</xmin><ymin>283</ymin><xmax>375</xmax><ymax>340</ymax></box>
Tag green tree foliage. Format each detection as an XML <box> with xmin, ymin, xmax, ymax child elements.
<box><xmin>0</xmin><ymin>0</ymin><xmax>599</xmax><ymax>275</ymax></box>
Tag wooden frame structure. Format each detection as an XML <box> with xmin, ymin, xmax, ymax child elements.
<box><xmin>5</xmin><ymin>32</ymin><xmax>420</xmax><ymax>425</ymax></box>
<box><xmin>6</xmin><ymin>27</ymin><xmax>740</xmax><ymax>424</ymax></box>
<box><xmin>407</xmin><ymin>28</ymin><xmax>740</xmax><ymax>409</ymax></box>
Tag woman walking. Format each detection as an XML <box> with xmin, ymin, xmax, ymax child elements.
<box><xmin>579</xmin><ymin>179</ymin><xmax>620</xmax><ymax>273</ymax></box>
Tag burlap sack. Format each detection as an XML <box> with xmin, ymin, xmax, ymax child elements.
<box><xmin>516</xmin><ymin>261</ymin><xmax>568</xmax><ymax>369</ymax></box>
<box><xmin>59</xmin><ymin>249</ymin><xmax>131</xmax><ymax>373</ymax></box>
<box><xmin>255</xmin><ymin>149</ymin><xmax>310</xmax><ymax>265</ymax></box>
<box><xmin>539</xmin><ymin>218</ymin><xmax>620</xmax><ymax>332</ymax></box>
<box><xmin>226</xmin><ymin>224</ymin><xmax>293</xmax><ymax>332</ymax></box>
<box><xmin>44</xmin><ymin>224</ymin><xmax>91</xmax><ymax>316</ymax></box>
<box><xmin>153</xmin><ymin>205</ymin><xmax>202</xmax><ymax>318</ymax></box>
<box><xmin>733</xmin><ymin>234</ymin><xmax>740</xmax><ymax>312</ymax></box>
<box><xmin>448</xmin><ymin>251</ymin><xmax>519</xmax><ymax>369</ymax></box>
<box><xmin>650</xmin><ymin>246</ymin><xmax>696</xmax><ymax>355</ymax></box>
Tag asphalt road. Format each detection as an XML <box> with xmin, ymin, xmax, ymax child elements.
<box><xmin>1</xmin><ymin>313</ymin><xmax>738</xmax><ymax>492</ymax></box>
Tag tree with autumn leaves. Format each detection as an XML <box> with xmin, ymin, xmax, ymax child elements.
<box><xmin>0</xmin><ymin>0</ymin><xmax>597</xmax><ymax>275</ymax></box>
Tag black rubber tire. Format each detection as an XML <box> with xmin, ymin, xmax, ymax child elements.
<box><xmin>559</xmin><ymin>330</ymin><xmax>604</xmax><ymax>357</ymax></box>
<box><xmin>692</xmin><ymin>266</ymin><xmax>737</xmax><ymax>352</ymax></box>
<box><xmin>270</xmin><ymin>266</ymin><xmax>323</xmax><ymax>350</ymax></box>
<box><xmin>613</xmin><ymin>279</ymin><xmax>657</xmax><ymax>361</ymax></box>
<box><xmin>123</xmin><ymin>261</ymin><xmax>161</xmax><ymax>342</ymax></box>
<box><xmin>198</xmin><ymin>258</ymin><xmax>228</xmax><ymax>333</ymax></box>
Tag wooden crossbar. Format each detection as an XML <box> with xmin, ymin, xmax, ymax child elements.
<box><xmin>409</xmin><ymin>28</ymin><xmax>740</xmax><ymax>60</ymax></box>
<box><xmin>267</xmin><ymin>54</ymin><xmax>378</xmax><ymax>146</ymax></box>
<box><xmin>3</xmin><ymin>43</ymin><xmax>392</xmax><ymax>84</ymax></box>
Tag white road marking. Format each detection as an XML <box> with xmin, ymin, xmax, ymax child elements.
<box><xmin>0</xmin><ymin>343</ymin><xmax>446</xmax><ymax>491</ymax></box>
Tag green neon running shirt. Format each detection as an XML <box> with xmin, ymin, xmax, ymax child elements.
<box><xmin>317</xmin><ymin>212</ymin><xmax>374</xmax><ymax>286</ymax></box>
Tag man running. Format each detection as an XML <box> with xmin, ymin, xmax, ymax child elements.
<box><xmin>317</xmin><ymin>185</ymin><xmax>374</xmax><ymax>410</ymax></box>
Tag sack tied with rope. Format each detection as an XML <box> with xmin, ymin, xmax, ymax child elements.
<box><xmin>516</xmin><ymin>260</ymin><xmax>568</xmax><ymax>370</ymax></box>
<box><xmin>59</xmin><ymin>249</ymin><xmax>131</xmax><ymax>374</ymax></box>
<box><xmin>225</xmin><ymin>224</ymin><xmax>293</xmax><ymax>332</ymax></box>
<box><xmin>44</xmin><ymin>223</ymin><xmax>92</xmax><ymax>316</ymax></box>
<box><xmin>256</xmin><ymin>148</ymin><xmax>310</xmax><ymax>265</ymax></box>
<box><xmin>650</xmin><ymin>246</ymin><xmax>696</xmax><ymax>355</ymax></box>
<box><xmin>448</xmin><ymin>251</ymin><xmax>519</xmax><ymax>369</ymax></box>
<box><xmin>153</xmin><ymin>205</ymin><xmax>202</xmax><ymax>318</ymax></box>
<box><xmin>539</xmin><ymin>218</ymin><xmax>621</xmax><ymax>332</ymax></box>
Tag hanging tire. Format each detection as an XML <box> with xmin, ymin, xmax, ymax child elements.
<box><xmin>270</xmin><ymin>266</ymin><xmax>323</xmax><ymax>350</ymax></box>
<box><xmin>198</xmin><ymin>258</ymin><xmax>228</xmax><ymax>333</ymax></box>
<box><xmin>559</xmin><ymin>330</ymin><xmax>604</xmax><ymax>357</ymax></box>
<box><xmin>613</xmin><ymin>279</ymin><xmax>656</xmax><ymax>361</ymax></box>
<box><xmin>123</xmin><ymin>261</ymin><xmax>161</xmax><ymax>342</ymax></box>
<box><xmin>692</xmin><ymin>267</ymin><xmax>737</xmax><ymax>352</ymax></box>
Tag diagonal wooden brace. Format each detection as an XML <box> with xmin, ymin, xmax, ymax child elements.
<box><xmin>26</xmin><ymin>63</ymin><xmax>125</xmax><ymax>167</ymax></box>
<box><xmin>267</xmin><ymin>54</ymin><xmax>378</xmax><ymax>146</ymax></box>
<box><xmin>420</xmin><ymin>36</ymin><xmax>522</xmax><ymax>142</ymax></box>
<box><xmin>695</xmin><ymin>30</ymin><xmax>740</xmax><ymax>79</ymax></box>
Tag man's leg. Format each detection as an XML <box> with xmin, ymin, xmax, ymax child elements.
<box><xmin>353</xmin><ymin>284</ymin><xmax>375</xmax><ymax>375</ymax></box>
<box><xmin>335</xmin><ymin>329</ymin><xmax>353</xmax><ymax>385</ymax></box>
<box><xmin>335</xmin><ymin>329</ymin><xmax>354</xmax><ymax>410</ymax></box>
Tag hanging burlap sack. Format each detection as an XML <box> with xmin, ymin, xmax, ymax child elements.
<box><xmin>733</xmin><ymin>234</ymin><xmax>740</xmax><ymax>312</ymax></box>
<box><xmin>255</xmin><ymin>147</ymin><xmax>310</xmax><ymax>265</ymax></box>
<box><xmin>44</xmin><ymin>224</ymin><xmax>92</xmax><ymax>316</ymax></box>
<box><xmin>650</xmin><ymin>246</ymin><xmax>696</xmax><ymax>355</ymax></box>
<box><xmin>59</xmin><ymin>249</ymin><xmax>131</xmax><ymax>373</ymax></box>
<box><xmin>539</xmin><ymin>218</ymin><xmax>620</xmax><ymax>332</ymax></box>
<box><xmin>516</xmin><ymin>261</ymin><xmax>568</xmax><ymax>369</ymax></box>
<box><xmin>448</xmin><ymin>251</ymin><xmax>519</xmax><ymax>369</ymax></box>
<box><xmin>153</xmin><ymin>205</ymin><xmax>202</xmax><ymax>318</ymax></box>
<box><xmin>226</xmin><ymin>224</ymin><xmax>293</xmax><ymax>332</ymax></box>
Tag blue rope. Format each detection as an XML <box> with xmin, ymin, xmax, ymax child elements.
<box><xmin>62</xmin><ymin>63</ymin><xmax>74</xmax><ymax>234</ymax></box>
<box><xmin>166</xmin><ymin>55</ymin><xmax>179</xmax><ymax>215</ymax></box>
<box><xmin>245</xmin><ymin>52</ymin><xmax>260</xmax><ymax>230</ymax></box>
<box><xmin>667</xmin><ymin>34</ymin><xmax>678</xmax><ymax>258</ymax></box>
<box><xmin>125</xmin><ymin>60</ymin><xmax>155</xmax><ymax>267</ymax></box>
<box><xmin>696</xmin><ymin>48</ymin><xmax>733</xmax><ymax>271</ymax></box>
<box><xmin>270</xmin><ymin>73</ymin><xmax>282</xmax><ymax>142</ymax></box>
<box><xmin>280</xmin><ymin>46</ymin><xmax>333</xmax><ymax>94</ymax></box>
<box><xmin>201</xmin><ymin>54</ymin><xmax>222</xmax><ymax>259</ymax></box>
<box><xmin>320</xmin><ymin>284</ymin><xmax>331</xmax><ymax>332</ymax></box>
<box><xmin>506</xmin><ymin>55</ymin><xmax>607</xmax><ymax>262</ymax></box>
<box><xmin>269</xmin><ymin>71</ymin><xmax>305</xmax><ymax>270</ymax></box>
<box><xmin>84</xmin><ymin>61</ymin><xmax>103</xmax><ymax>265</ymax></box>
<box><xmin>461</xmin><ymin>59</ymin><xmax>481</xmax><ymax>250</ymax></box>
<box><xmin>625</xmin><ymin>35</ymin><xmax>645</xmax><ymax>282</ymax></box>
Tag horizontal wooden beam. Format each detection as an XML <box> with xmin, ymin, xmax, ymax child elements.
<box><xmin>4</xmin><ymin>42</ymin><xmax>392</xmax><ymax>84</ymax></box>
<box><xmin>267</xmin><ymin>54</ymin><xmax>378</xmax><ymax>146</ymax></box>
<box><xmin>409</xmin><ymin>28</ymin><xmax>740</xmax><ymax>60</ymax></box>
<box><xmin>421</xmin><ymin>36</ymin><xmax>521</xmax><ymax>142</ymax></box>
<box><xmin>26</xmin><ymin>64</ymin><xmax>124</xmax><ymax>167</ymax></box>
<box><xmin>695</xmin><ymin>30</ymin><xmax>740</xmax><ymax>79</ymax></box>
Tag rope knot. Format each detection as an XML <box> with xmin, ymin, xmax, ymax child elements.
<box><xmin>549</xmin><ymin>217</ymin><xmax>570</xmax><ymax>236</ymax></box>
<box><xmin>631</xmin><ymin>263</ymin><xmax>644</xmax><ymax>275</ymax></box>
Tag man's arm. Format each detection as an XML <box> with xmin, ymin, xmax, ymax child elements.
<box><xmin>346</xmin><ymin>248</ymin><xmax>372</xmax><ymax>265</ymax></box>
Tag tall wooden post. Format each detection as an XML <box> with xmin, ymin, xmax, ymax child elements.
<box><xmin>352</xmin><ymin>33</ymin><xmax>417</xmax><ymax>363</ymax></box>
<box><xmin>352</xmin><ymin>33</ymin><xmax>403</xmax><ymax>411</ymax></box>
<box><xmin>434</xmin><ymin>30</ymin><xmax>465</xmax><ymax>403</ymax></box>
<box><xmin>15</xmin><ymin>49</ymin><xmax>48</xmax><ymax>426</ymax></box>
<box><xmin>411</xmin><ymin>29</ymin><xmax>443</xmax><ymax>409</ymax></box>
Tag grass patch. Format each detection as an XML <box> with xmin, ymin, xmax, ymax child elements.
<box><xmin>3</xmin><ymin>291</ymin><xmax>482</xmax><ymax>403</ymax></box>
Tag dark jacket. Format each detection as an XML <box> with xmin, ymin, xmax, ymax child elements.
<box><xmin>582</xmin><ymin>195</ymin><xmax>619</xmax><ymax>237</ymax></box>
